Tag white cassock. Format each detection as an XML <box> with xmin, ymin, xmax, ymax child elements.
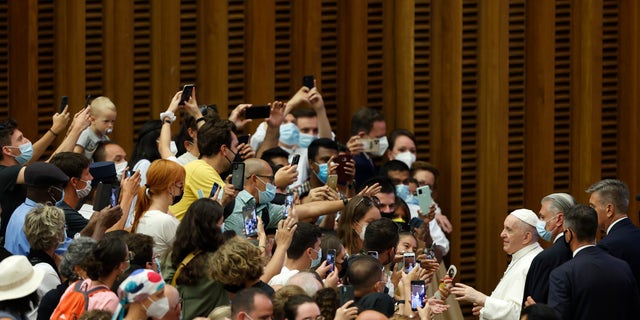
<box><xmin>480</xmin><ymin>242</ymin><xmax>542</xmax><ymax>320</ymax></box>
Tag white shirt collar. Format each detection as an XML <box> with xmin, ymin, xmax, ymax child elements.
<box><xmin>573</xmin><ymin>244</ymin><xmax>595</xmax><ymax>257</ymax></box>
<box><xmin>606</xmin><ymin>217</ymin><xmax>628</xmax><ymax>234</ymax></box>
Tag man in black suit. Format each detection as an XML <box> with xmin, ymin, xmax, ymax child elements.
<box><xmin>548</xmin><ymin>204</ymin><xmax>640</xmax><ymax>319</ymax></box>
<box><xmin>587</xmin><ymin>179</ymin><xmax>640</xmax><ymax>289</ymax></box>
<box><xmin>522</xmin><ymin>193</ymin><xmax>576</xmax><ymax>305</ymax></box>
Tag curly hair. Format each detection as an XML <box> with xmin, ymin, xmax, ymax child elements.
<box><xmin>314</xmin><ymin>287</ymin><xmax>339</xmax><ymax>320</ymax></box>
<box><xmin>59</xmin><ymin>237</ymin><xmax>97</xmax><ymax>281</ymax></box>
<box><xmin>170</xmin><ymin>198</ymin><xmax>224</xmax><ymax>286</ymax></box>
<box><xmin>132</xmin><ymin>159</ymin><xmax>185</xmax><ymax>232</ymax></box>
<box><xmin>209</xmin><ymin>238</ymin><xmax>263</xmax><ymax>286</ymax></box>
<box><xmin>23</xmin><ymin>205</ymin><xmax>66</xmax><ymax>251</ymax></box>
<box><xmin>272</xmin><ymin>285</ymin><xmax>308</xmax><ymax>320</ymax></box>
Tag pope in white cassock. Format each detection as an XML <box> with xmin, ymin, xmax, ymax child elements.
<box><xmin>450</xmin><ymin>209</ymin><xmax>543</xmax><ymax>320</ymax></box>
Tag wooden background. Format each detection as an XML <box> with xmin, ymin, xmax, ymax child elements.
<box><xmin>2</xmin><ymin>0</ymin><xmax>639</xmax><ymax>317</ymax></box>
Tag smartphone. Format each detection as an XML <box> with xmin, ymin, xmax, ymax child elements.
<box><xmin>110</xmin><ymin>187</ymin><xmax>120</xmax><ymax>207</ymax></box>
<box><xmin>426</xmin><ymin>243</ymin><xmax>436</xmax><ymax>260</ymax></box>
<box><xmin>303</xmin><ymin>75</ymin><xmax>315</xmax><ymax>89</ymax></box>
<box><xmin>339</xmin><ymin>285</ymin><xmax>355</xmax><ymax>306</ymax></box>
<box><xmin>403</xmin><ymin>252</ymin><xmax>416</xmax><ymax>273</ymax></box>
<box><xmin>85</xmin><ymin>94</ymin><xmax>92</xmax><ymax>108</ymax></box>
<box><xmin>367</xmin><ymin>251</ymin><xmax>379</xmax><ymax>260</ymax></box>
<box><xmin>283</xmin><ymin>193</ymin><xmax>294</xmax><ymax>219</ymax></box>
<box><xmin>59</xmin><ymin>96</ymin><xmax>68</xmax><ymax>113</ymax></box>
<box><xmin>237</xmin><ymin>134</ymin><xmax>250</xmax><ymax>145</ymax></box>
<box><xmin>126</xmin><ymin>170</ymin><xmax>134</xmax><ymax>179</ymax></box>
<box><xmin>327</xmin><ymin>174</ymin><xmax>338</xmax><ymax>190</ymax></box>
<box><xmin>93</xmin><ymin>182</ymin><xmax>120</xmax><ymax>211</ymax></box>
<box><xmin>360</xmin><ymin>138</ymin><xmax>380</xmax><ymax>153</ymax></box>
<box><xmin>417</xmin><ymin>185</ymin><xmax>433</xmax><ymax>216</ymax></box>
<box><xmin>231</xmin><ymin>162</ymin><xmax>245</xmax><ymax>190</ymax></box>
<box><xmin>180</xmin><ymin>84</ymin><xmax>194</xmax><ymax>105</ymax></box>
<box><xmin>410</xmin><ymin>280</ymin><xmax>426</xmax><ymax>311</ymax></box>
<box><xmin>335</xmin><ymin>154</ymin><xmax>352</xmax><ymax>184</ymax></box>
<box><xmin>290</xmin><ymin>154</ymin><xmax>300</xmax><ymax>166</ymax></box>
<box><xmin>244</xmin><ymin>105</ymin><xmax>271</xmax><ymax>119</ymax></box>
<box><xmin>209</xmin><ymin>183</ymin><xmax>220</xmax><ymax>198</ymax></box>
<box><xmin>408</xmin><ymin>217</ymin><xmax>424</xmax><ymax>230</ymax></box>
<box><xmin>327</xmin><ymin>249</ymin><xmax>336</xmax><ymax>272</ymax></box>
<box><xmin>243</xmin><ymin>205</ymin><xmax>258</xmax><ymax>238</ymax></box>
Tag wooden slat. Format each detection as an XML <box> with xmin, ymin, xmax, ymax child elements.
<box><xmin>133</xmin><ymin>0</ymin><xmax>152</xmax><ymax>138</ymax></box>
<box><xmin>0</xmin><ymin>2</ymin><xmax>9</xmax><ymax>119</ymax></box>
<box><xmin>601</xmin><ymin>0</ymin><xmax>618</xmax><ymax>180</ymax></box>
<box><xmin>150</xmin><ymin>0</ymin><xmax>181</xmax><ymax>116</ymax></box>
<box><xmin>508</xmin><ymin>0</ymin><xmax>525</xmax><ymax>210</ymax></box>
<box><xmin>228</xmin><ymin>0</ymin><xmax>245</xmax><ymax>108</ymax></box>
<box><xmin>414</xmin><ymin>0</ymin><xmax>431</xmax><ymax>162</ymax></box>
<box><xmin>321</xmin><ymin>0</ymin><xmax>339</xmax><ymax>131</ymax></box>
<box><xmin>274</xmin><ymin>0</ymin><xmax>292</xmax><ymax>101</ymax></box>
<box><xmin>291</xmin><ymin>0</ymin><xmax>322</xmax><ymax>94</ymax></box>
<box><xmin>367</xmin><ymin>0</ymin><xmax>384</xmax><ymax>113</ymax></box>
<box><xmin>554</xmin><ymin>0</ymin><xmax>571</xmax><ymax>193</ymax></box>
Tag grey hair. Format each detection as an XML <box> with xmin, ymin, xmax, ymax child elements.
<box><xmin>541</xmin><ymin>193</ymin><xmax>577</xmax><ymax>215</ymax></box>
<box><xmin>586</xmin><ymin>179</ymin><xmax>630</xmax><ymax>214</ymax></box>
<box><xmin>59</xmin><ymin>237</ymin><xmax>97</xmax><ymax>281</ymax></box>
<box><xmin>286</xmin><ymin>271</ymin><xmax>324</xmax><ymax>296</ymax></box>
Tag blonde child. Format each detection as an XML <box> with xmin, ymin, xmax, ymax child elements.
<box><xmin>74</xmin><ymin>96</ymin><xmax>117</xmax><ymax>159</ymax></box>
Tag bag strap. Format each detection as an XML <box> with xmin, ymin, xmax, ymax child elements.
<box><xmin>74</xmin><ymin>280</ymin><xmax>111</xmax><ymax>312</ymax></box>
<box><xmin>171</xmin><ymin>250</ymin><xmax>202</xmax><ymax>287</ymax></box>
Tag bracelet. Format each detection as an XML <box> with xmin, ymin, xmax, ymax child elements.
<box><xmin>195</xmin><ymin>117</ymin><xmax>206</xmax><ymax>124</ymax></box>
<box><xmin>163</xmin><ymin>119</ymin><xmax>172</xmax><ymax>125</ymax></box>
<box><xmin>340</xmin><ymin>194</ymin><xmax>349</xmax><ymax>206</ymax></box>
<box><xmin>48</xmin><ymin>129</ymin><xmax>59</xmax><ymax>137</ymax></box>
<box><xmin>396</xmin><ymin>300</ymin><xmax>405</xmax><ymax>305</ymax></box>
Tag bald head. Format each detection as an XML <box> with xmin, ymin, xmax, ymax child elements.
<box><xmin>161</xmin><ymin>284</ymin><xmax>181</xmax><ymax>320</ymax></box>
<box><xmin>286</xmin><ymin>271</ymin><xmax>324</xmax><ymax>296</ymax></box>
<box><xmin>244</xmin><ymin>158</ymin><xmax>272</xmax><ymax>177</ymax></box>
<box><xmin>356</xmin><ymin>310</ymin><xmax>388</xmax><ymax>320</ymax></box>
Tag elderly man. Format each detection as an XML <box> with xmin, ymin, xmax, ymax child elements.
<box><xmin>451</xmin><ymin>209</ymin><xmax>542</xmax><ymax>320</ymax></box>
<box><xmin>523</xmin><ymin>193</ymin><xmax>576</xmax><ymax>304</ymax></box>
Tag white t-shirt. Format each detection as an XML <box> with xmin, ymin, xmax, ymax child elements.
<box><xmin>268</xmin><ymin>265</ymin><xmax>300</xmax><ymax>287</ymax></box>
<box><xmin>134</xmin><ymin>209</ymin><xmax>180</xmax><ymax>257</ymax></box>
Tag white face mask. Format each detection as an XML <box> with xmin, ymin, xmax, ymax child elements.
<box><xmin>115</xmin><ymin>161</ymin><xmax>128</xmax><ymax>181</ymax></box>
<box><xmin>394</xmin><ymin>151</ymin><xmax>416</xmax><ymax>168</ymax></box>
<box><xmin>75</xmin><ymin>179</ymin><xmax>92</xmax><ymax>199</ymax></box>
<box><xmin>371</xmin><ymin>136</ymin><xmax>389</xmax><ymax>157</ymax></box>
<box><xmin>358</xmin><ymin>223</ymin><xmax>368</xmax><ymax>241</ymax></box>
<box><xmin>145</xmin><ymin>296</ymin><xmax>170</xmax><ymax>319</ymax></box>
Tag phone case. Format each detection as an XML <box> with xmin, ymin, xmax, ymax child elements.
<box><xmin>417</xmin><ymin>185</ymin><xmax>433</xmax><ymax>216</ymax></box>
<box><xmin>231</xmin><ymin>163</ymin><xmax>245</xmax><ymax>190</ymax></box>
<box><xmin>327</xmin><ymin>174</ymin><xmax>338</xmax><ymax>190</ymax></box>
<box><xmin>360</xmin><ymin>138</ymin><xmax>380</xmax><ymax>153</ymax></box>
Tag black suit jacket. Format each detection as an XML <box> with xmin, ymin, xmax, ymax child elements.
<box><xmin>353</xmin><ymin>153</ymin><xmax>377</xmax><ymax>191</ymax></box>
<box><xmin>597</xmin><ymin>217</ymin><xmax>640</xmax><ymax>289</ymax></box>
<box><xmin>549</xmin><ymin>246</ymin><xmax>640</xmax><ymax>320</ymax></box>
<box><xmin>522</xmin><ymin>235</ymin><xmax>573</xmax><ymax>304</ymax></box>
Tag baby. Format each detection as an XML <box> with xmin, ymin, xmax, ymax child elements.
<box><xmin>74</xmin><ymin>96</ymin><xmax>117</xmax><ymax>159</ymax></box>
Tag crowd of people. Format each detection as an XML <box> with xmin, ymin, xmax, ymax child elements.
<box><xmin>0</xmin><ymin>84</ymin><xmax>637</xmax><ymax>320</ymax></box>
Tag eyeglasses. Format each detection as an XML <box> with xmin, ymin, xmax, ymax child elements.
<box><xmin>353</xmin><ymin>196</ymin><xmax>381</xmax><ymax>209</ymax></box>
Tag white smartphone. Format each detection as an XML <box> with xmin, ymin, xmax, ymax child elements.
<box><xmin>403</xmin><ymin>252</ymin><xmax>416</xmax><ymax>273</ymax></box>
<box><xmin>417</xmin><ymin>185</ymin><xmax>433</xmax><ymax>216</ymax></box>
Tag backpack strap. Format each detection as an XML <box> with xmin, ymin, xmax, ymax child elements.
<box><xmin>75</xmin><ymin>280</ymin><xmax>111</xmax><ymax>311</ymax></box>
<box><xmin>171</xmin><ymin>250</ymin><xmax>202</xmax><ymax>287</ymax></box>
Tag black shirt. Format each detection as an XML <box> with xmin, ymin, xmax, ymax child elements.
<box><xmin>57</xmin><ymin>201</ymin><xmax>89</xmax><ymax>237</ymax></box>
<box><xmin>0</xmin><ymin>165</ymin><xmax>27</xmax><ymax>244</ymax></box>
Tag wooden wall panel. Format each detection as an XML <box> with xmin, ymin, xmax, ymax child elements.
<box><xmin>554</xmin><ymin>0</ymin><xmax>571</xmax><ymax>193</ymax></box>
<box><xmin>132</xmin><ymin>0</ymin><xmax>152</xmax><ymax>140</ymax></box>
<box><xmin>508</xmin><ymin>0</ymin><xmax>525</xmax><ymax>211</ymax></box>
<box><xmin>37</xmin><ymin>1</ymin><xmax>56</xmax><ymax>145</ymax></box>
<box><xmin>367</xmin><ymin>0</ymin><xmax>384</xmax><ymax>114</ymax></box>
<box><xmin>245</xmin><ymin>0</ymin><xmax>275</xmax><ymax>109</ymax></box>
<box><xmin>291</xmin><ymin>0</ymin><xmax>322</xmax><ymax>94</ymax></box>
<box><xmin>196</xmin><ymin>0</ymin><xmax>228</xmax><ymax>117</ymax></box>
<box><xmin>414</xmin><ymin>0</ymin><xmax>431</xmax><ymax>162</ymax></box>
<box><xmin>601</xmin><ymin>0</ymin><xmax>618</xmax><ymax>180</ymax></box>
<box><xmin>227</xmin><ymin>0</ymin><xmax>245</xmax><ymax>109</ymax></box>
<box><xmin>150</xmin><ymin>0</ymin><xmax>180</xmax><ymax>116</ymax></box>
<box><xmin>320</xmin><ymin>0</ymin><xmax>338</xmax><ymax>130</ymax></box>
<box><xmin>274</xmin><ymin>0</ymin><xmax>292</xmax><ymax>102</ymax></box>
<box><xmin>0</xmin><ymin>2</ymin><xmax>9</xmax><ymax>119</ymax></box>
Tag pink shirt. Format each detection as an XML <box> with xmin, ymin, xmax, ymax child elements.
<box><xmin>59</xmin><ymin>279</ymin><xmax>120</xmax><ymax>313</ymax></box>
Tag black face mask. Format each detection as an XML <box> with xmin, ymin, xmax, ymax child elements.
<box><xmin>381</xmin><ymin>212</ymin><xmax>395</xmax><ymax>219</ymax></box>
<box><xmin>172</xmin><ymin>191</ymin><xmax>183</xmax><ymax>205</ymax></box>
<box><xmin>223</xmin><ymin>283</ymin><xmax>245</xmax><ymax>293</ymax></box>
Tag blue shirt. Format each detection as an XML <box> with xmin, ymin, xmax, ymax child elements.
<box><xmin>4</xmin><ymin>198</ymin><xmax>38</xmax><ymax>255</ymax></box>
<box><xmin>224</xmin><ymin>190</ymin><xmax>284</xmax><ymax>237</ymax></box>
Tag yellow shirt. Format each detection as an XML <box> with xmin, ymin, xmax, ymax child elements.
<box><xmin>169</xmin><ymin>159</ymin><xmax>224</xmax><ymax>220</ymax></box>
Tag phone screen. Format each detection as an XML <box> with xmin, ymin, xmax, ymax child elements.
<box><xmin>243</xmin><ymin>205</ymin><xmax>258</xmax><ymax>238</ymax></box>
<box><xmin>209</xmin><ymin>183</ymin><xmax>220</xmax><ymax>198</ymax></box>
<box><xmin>326</xmin><ymin>249</ymin><xmax>336</xmax><ymax>272</ymax></box>
<box><xmin>110</xmin><ymin>187</ymin><xmax>120</xmax><ymax>207</ymax></box>
<box><xmin>411</xmin><ymin>281</ymin><xmax>426</xmax><ymax>310</ymax></box>
<box><xmin>403</xmin><ymin>253</ymin><xmax>416</xmax><ymax>273</ymax></box>
<box><xmin>291</xmin><ymin>154</ymin><xmax>300</xmax><ymax>166</ymax></box>
<box><xmin>180</xmin><ymin>84</ymin><xmax>194</xmax><ymax>105</ymax></box>
<box><xmin>244</xmin><ymin>105</ymin><xmax>271</xmax><ymax>119</ymax></box>
<box><xmin>283</xmin><ymin>193</ymin><xmax>294</xmax><ymax>219</ymax></box>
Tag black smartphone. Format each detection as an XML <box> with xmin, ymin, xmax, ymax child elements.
<box><xmin>231</xmin><ymin>162</ymin><xmax>245</xmax><ymax>190</ymax></box>
<box><xmin>410</xmin><ymin>280</ymin><xmax>426</xmax><ymax>311</ymax></box>
<box><xmin>180</xmin><ymin>84</ymin><xmax>194</xmax><ymax>105</ymax></box>
<box><xmin>291</xmin><ymin>154</ymin><xmax>300</xmax><ymax>166</ymax></box>
<box><xmin>339</xmin><ymin>285</ymin><xmax>354</xmax><ymax>306</ymax></box>
<box><xmin>93</xmin><ymin>182</ymin><xmax>120</xmax><ymax>211</ymax></box>
<box><xmin>244</xmin><ymin>105</ymin><xmax>271</xmax><ymax>119</ymax></box>
<box><xmin>237</xmin><ymin>134</ymin><xmax>250</xmax><ymax>145</ymax></box>
<box><xmin>408</xmin><ymin>217</ymin><xmax>424</xmax><ymax>230</ymax></box>
<box><xmin>209</xmin><ymin>183</ymin><xmax>220</xmax><ymax>198</ymax></box>
<box><xmin>327</xmin><ymin>249</ymin><xmax>336</xmax><ymax>272</ymax></box>
<box><xmin>303</xmin><ymin>75</ymin><xmax>315</xmax><ymax>89</ymax></box>
<box><xmin>85</xmin><ymin>94</ymin><xmax>92</xmax><ymax>108</ymax></box>
<box><xmin>59</xmin><ymin>96</ymin><xmax>68</xmax><ymax>113</ymax></box>
<box><xmin>126</xmin><ymin>170</ymin><xmax>134</xmax><ymax>179</ymax></box>
<box><xmin>243</xmin><ymin>205</ymin><xmax>258</xmax><ymax>238</ymax></box>
<box><xmin>283</xmin><ymin>193</ymin><xmax>294</xmax><ymax>219</ymax></box>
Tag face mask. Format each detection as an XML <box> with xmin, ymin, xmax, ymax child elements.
<box><xmin>144</xmin><ymin>296</ymin><xmax>170</xmax><ymax>319</ymax></box>
<box><xmin>314</xmin><ymin>162</ymin><xmax>328</xmax><ymax>184</ymax></box>
<box><xmin>279</xmin><ymin>122</ymin><xmax>300</xmax><ymax>146</ymax></box>
<box><xmin>395</xmin><ymin>184</ymin><xmax>410</xmax><ymax>201</ymax></box>
<box><xmin>223</xmin><ymin>283</ymin><xmax>245</xmax><ymax>293</ymax></box>
<box><xmin>169</xmin><ymin>141</ymin><xmax>178</xmax><ymax>156</ymax></box>
<box><xmin>49</xmin><ymin>186</ymin><xmax>65</xmax><ymax>206</ymax></box>
<box><xmin>394</xmin><ymin>151</ymin><xmax>416</xmax><ymax>168</ymax></box>
<box><xmin>298</xmin><ymin>133</ymin><xmax>317</xmax><ymax>148</ymax></box>
<box><xmin>75</xmin><ymin>179</ymin><xmax>92</xmax><ymax>199</ymax></box>
<box><xmin>8</xmin><ymin>142</ymin><xmax>34</xmax><ymax>165</ymax></box>
<box><xmin>256</xmin><ymin>177</ymin><xmax>276</xmax><ymax>204</ymax></box>
<box><xmin>358</xmin><ymin>223</ymin><xmax>368</xmax><ymax>241</ymax></box>
<box><xmin>370</xmin><ymin>136</ymin><xmax>388</xmax><ymax>157</ymax></box>
<box><xmin>311</xmin><ymin>248</ymin><xmax>323</xmax><ymax>268</ymax></box>
<box><xmin>115</xmin><ymin>161</ymin><xmax>128</xmax><ymax>181</ymax></box>
<box><xmin>536</xmin><ymin>215</ymin><xmax>557</xmax><ymax>242</ymax></box>
<box><xmin>405</xmin><ymin>194</ymin><xmax>419</xmax><ymax>206</ymax></box>
<box><xmin>154</xmin><ymin>256</ymin><xmax>162</xmax><ymax>274</ymax></box>
<box><xmin>105</xmin><ymin>128</ymin><xmax>113</xmax><ymax>135</ymax></box>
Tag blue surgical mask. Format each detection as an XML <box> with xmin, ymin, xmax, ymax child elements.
<box><xmin>298</xmin><ymin>133</ymin><xmax>317</xmax><ymax>148</ymax></box>
<box><xmin>536</xmin><ymin>215</ymin><xmax>557</xmax><ymax>242</ymax></box>
<box><xmin>279</xmin><ymin>123</ymin><xmax>300</xmax><ymax>146</ymax></box>
<box><xmin>314</xmin><ymin>162</ymin><xmax>328</xmax><ymax>184</ymax></box>
<box><xmin>49</xmin><ymin>186</ymin><xmax>66</xmax><ymax>206</ymax></box>
<box><xmin>311</xmin><ymin>248</ymin><xmax>323</xmax><ymax>268</ymax></box>
<box><xmin>395</xmin><ymin>184</ymin><xmax>410</xmax><ymax>201</ymax></box>
<box><xmin>8</xmin><ymin>142</ymin><xmax>34</xmax><ymax>165</ymax></box>
<box><xmin>256</xmin><ymin>177</ymin><xmax>276</xmax><ymax>204</ymax></box>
